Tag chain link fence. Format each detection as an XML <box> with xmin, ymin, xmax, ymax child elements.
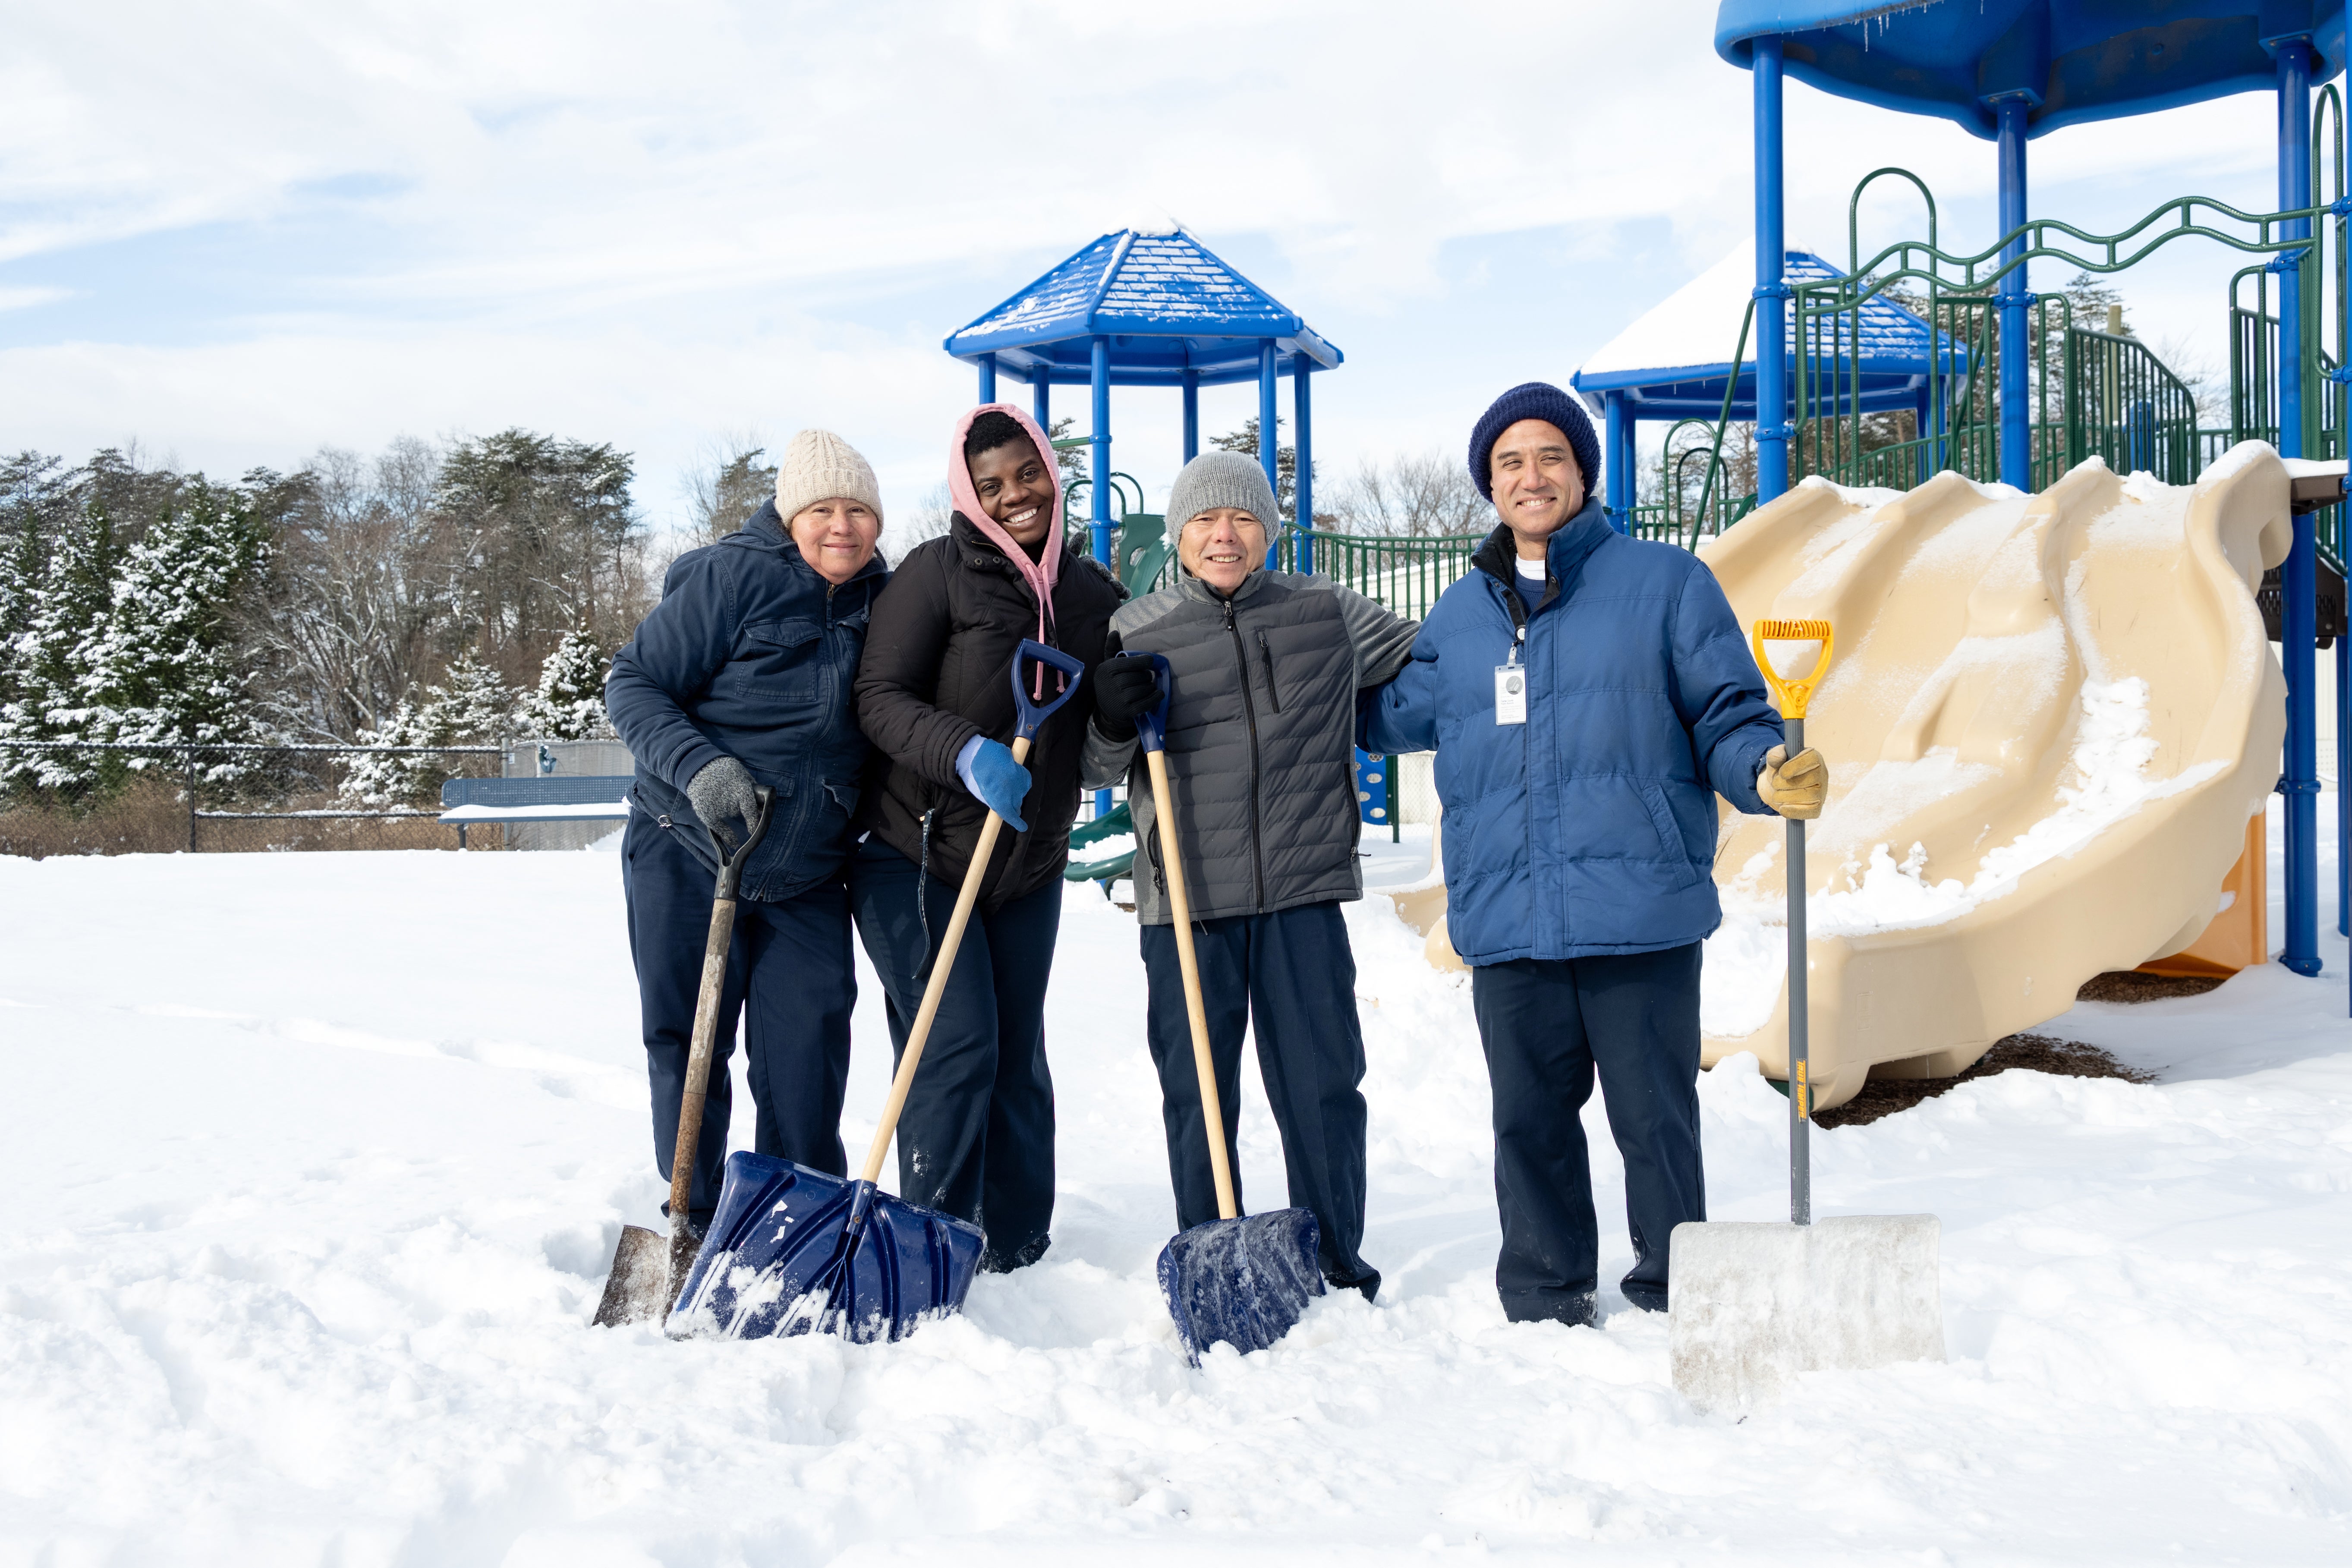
<box><xmin>0</xmin><ymin>741</ymin><xmax>514</xmax><ymax>857</ymax></box>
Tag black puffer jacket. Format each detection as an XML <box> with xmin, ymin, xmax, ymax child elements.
<box><xmin>853</xmin><ymin>512</ymin><xmax>1122</xmax><ymax>907</ymax></box>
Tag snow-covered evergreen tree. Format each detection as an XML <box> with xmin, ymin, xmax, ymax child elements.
<box><xmin>340</xmin><ymin>653</ymin><xmax>520</xmax><ymax>804</ymax></box>
<box><xmin>516</xmin><ymin>628</ymin><xmax>612</xmax><ymax>739</ymax></box>
<box><xmin>81</xmin><ymin>481</ymin><xmax>272</xmax><ymax>756</ymax></box>
<box><xmin>0</xmin><ymin>506</ymin><xmax>116</xmax><ymax>787</ymax></box>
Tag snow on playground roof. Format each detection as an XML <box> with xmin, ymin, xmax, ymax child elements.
<box><xmin>1715</xmin><ymin>0</ymin><xmax>2349</xmax><ymax>141</ymax></box>
<box><xmin>1573</xmin><ymin>242</ymin><xmax>1962</xmax><ymax>419</ymax></box>
<box><xmin>945</xmin><ymin>228</ymin><xmax>1342</xmax><ymax>387</ymax></box>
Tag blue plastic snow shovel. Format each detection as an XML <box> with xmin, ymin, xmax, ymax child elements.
<box><xmin>668</xmin><ymin>639</ymin><xmax>1086</xmax><ymax>1342</ymax></box>
<box><xmin>1132</xmin><ymin>654</ymin><xmax>1326</xmax><ymax>1362</ymax></box>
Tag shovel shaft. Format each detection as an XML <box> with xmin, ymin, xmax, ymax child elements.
<box><xmin>1786</xmin><ymin>715</ymin><xmax>1811</xmax><ymax>1226</ymax></box>
<box><xmin>858</xmin><ymin>735</ymin><xmax>1032</xmax><ymax>1186</ymax></box>
<box><xmin>1146</xmin><ymin>748</ymin><xmax>1237</xmax><ymax>1221</ymax></box>
<box><xmin>670</xmin><ymin>893</ymin><xmax>738</xmax><ymax>1228</ymax></box>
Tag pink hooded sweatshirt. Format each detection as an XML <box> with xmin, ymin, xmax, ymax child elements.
<box><xmin>946</xmin><ymin>402</ymin><xmax>1065</xmax><ymax>652</ymax></box>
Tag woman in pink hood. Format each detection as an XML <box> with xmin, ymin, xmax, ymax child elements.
<box><xmin>848</xmin><ymin>404</ymin><xmax>1122</xmax><ymax>1271</ymax></box>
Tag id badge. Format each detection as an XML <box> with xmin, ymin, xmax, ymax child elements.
<box><xmin>1494</xmin><ymin>664</ymin><xmax>1528</xmax><ymax>725</ymax></box>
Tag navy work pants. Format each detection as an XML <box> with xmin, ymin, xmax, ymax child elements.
<box><xmin>848</xmin><ymin>838</ymin><xmax>1060</xmax><ymax>1271</ymax></box>
<box><xmin>1140</xmin><ymin>901</ymin><xmax>1379</xmax><ymax>1297</ymax></box>
<box><xmin>1470</xmin><ymin>942</ymin><xmax>1706</xmax><ymax>1323</ymax></box>
<box><xmin>622</xmin><ymin>812</ymin><xmax>856</xmax><ymax>1225</ymax></box>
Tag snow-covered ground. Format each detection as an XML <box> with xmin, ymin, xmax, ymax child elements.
<box><xmin>3</xmin><ymin>803</ymin><xmax>2348</xmax><ymax>1564</ymax></box>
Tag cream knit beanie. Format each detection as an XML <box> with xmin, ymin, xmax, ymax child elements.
<box><xmin>774</xmin><ymin>428</ymin><xmax>884</xmax><ymax>527</ymax></box>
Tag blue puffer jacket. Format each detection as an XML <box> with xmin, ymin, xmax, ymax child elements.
<box><xmin>605</xmin><ymin>500</ymin><xmax>887</xmax><ymax>901</ymax></box>
<box><xmin>1366</xmin><ymin>499</ymin><xmax>1783</xmax><ymax>964</ymax></box>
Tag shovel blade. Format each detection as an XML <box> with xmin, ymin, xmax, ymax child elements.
<box><xmin>1156</xmin><ymin>1208</ymin><xmax>1325</xmax><ymax>1364</ymax></box>
<box><xmin>668</xmin><ymin>1151</ymin><xmax>985</xmax><ymax>1343</ymax></box>
<box><xmin>592</xmin><ymin>1223</ymin><xmax>671</xmax><ymax>1328</ymax></box>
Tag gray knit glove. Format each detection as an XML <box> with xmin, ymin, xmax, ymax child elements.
<box><xmin>685</xmin><ymin>755</ymin><xmax>761</xmax><ymax>854</ymax></box>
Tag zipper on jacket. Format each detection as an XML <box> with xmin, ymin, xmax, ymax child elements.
<box><xmin>1225</xmin><ymin>597</ymin><xmax>1268</xmax><ymax>910</ymax></box>
<box><xmin>1256</xmin><ymin>630</ymin><xmax>1281</xmax><ymax>713</ymax></box>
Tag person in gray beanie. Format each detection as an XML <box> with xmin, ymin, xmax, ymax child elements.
<box><xmin>605</xmin><ymin>428</ymin><xmax>888</xmax><ymax>1232</ymax></box>
<box><xmin>1081</xmin><ymin>449</ymin><xmax>1418</xmax><ymax>1297</ymax></box>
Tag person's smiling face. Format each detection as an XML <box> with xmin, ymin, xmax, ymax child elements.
<box><xmin>786</xmin><ymin>497</ymin><xmax>882</xmax><ymax>584</ymax></box>
<box><xmin>1178</xmin><ymin>507</ymin><xmax>1265</xmax><ymax>594</ymax></box>
<box><xmin>968</xmin><ymin>438</ymin><xmax>1055</xmax><ymax>547</ymax></box>
<box><xmin>1489</xmin><ymin>418</ymin><xmax>1586</xmax><ymax>554</ymax></box>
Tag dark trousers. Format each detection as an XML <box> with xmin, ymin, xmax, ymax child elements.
<box><xmin>1470</xmin><ymin>943</ymin><xmax>1706</xmax><ymax>1323</ymax></box>
<box><xmin>848</xmin><ymin>838</ymin><xmax>1060</xmax><ymax>1270</ymax></box>
<box><xmin>622</xmin><ymin>813</ymin><xmax>855</xmax><ymax>1224</ymax></box>
<box><xmin>1140</xmin><ymin>901</ymin><xmax>1379</xmax><ymax>1297</ymax></box>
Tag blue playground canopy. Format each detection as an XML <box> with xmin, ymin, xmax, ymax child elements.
<box><xmin>1573</xmin><ymin>244</ymin><xmax>1967</xmax><ymax>425</ymax></box>
<box><xmin>1716</xmin><ymin>0</ymin><xmax>2348</xmax><ymax>139</ymax></box>
<box><xmin>945</xmin><ymin>228</ymin><xmax>1341</xmax><ymax>387</ymax></box>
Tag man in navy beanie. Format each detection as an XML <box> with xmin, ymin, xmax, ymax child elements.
<box><xmin>1367</xmin><ymin>381</ymin><xmax>1829</xmax><ymax>1328</ymax></box>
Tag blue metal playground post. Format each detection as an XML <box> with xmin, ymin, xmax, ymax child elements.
<box><xmin>1183</xmin><ymin>370</ymin><xmax>1200</xmax><ymax>463</ymax></box>
<box><xmin>1753</xmin><ymin>37</ymin><xmax>1788</xmax><ymax>504</ymax></box>
<box><xmin>1089</xmin><ymin>335</ymin><xmax>1113</xmax><ymax>565</ymax></box>
<box><xmin>1033</xmin><ymin>375</ymin><xmax>1049</xmax><ymax>434</ymax></box>
<box><xmin>978</xmin><ymin>353</ymin><xmax>997</xmax><ymax>405</ymax></box>
<box><xmin>1294</xmin><ymin>359</ymin><xmax>1314</xmax><ymax>573</ymax></box>
<box><xmin>1603</xmin><ymin>390</ymin><xmax>1629</xmax><ymax>532</ymax></box>
<box><xmin>1996</xmin><ymin>97</ymin><xmax>2031</xmax><ymax>493</ymax></box>
<box><xmin>2279</xmin><ymin>36</ymin><xmax>2323</xmax><ymax>976</ymax></box>
<box><xmin>1259</xmin><ymin>339</ymin><xmax>1281</xmax><ymax>569</ymax></box>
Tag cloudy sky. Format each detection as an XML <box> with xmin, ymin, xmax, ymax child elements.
<box><xmin>0</xmin><ymin>0</ymin><xmax>2317</xmax><ymax>535</ymax></box>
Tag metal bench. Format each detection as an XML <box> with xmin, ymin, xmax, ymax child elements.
<box><xmin>438</xmin><ymin>775</ymin><xmax>633</xmax><ymax>847</ymax></box>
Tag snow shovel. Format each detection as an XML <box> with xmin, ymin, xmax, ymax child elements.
<box><xmin>593</xmin><ymin>782</ymin><xmax>777</xmax><ymax>1329</ymax></box>
<box><xmin>1132</xmin><ymin>655</ymin><xmax>1326</xmax><ymax>1363</ymax></box>
<box><xmin>666</xmin><ymin>639</ymin><xmax>1086</xmax><ymax>1342</ymax></box>
<box><xmin>1668</xmin><ymin>620</ymin><xmax>1943</xmax><ymax>1413</ymax></box>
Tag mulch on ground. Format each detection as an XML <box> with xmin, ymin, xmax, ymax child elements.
<box><xmin>1814</xmin><ymin>1031</ymin><xmax>2158</xmax><ymax>1128</ymax></box>
<box><xmin>2073</xmin><ymin>970</ymin><xmax>2226</xmax><ymax>1004</ymax></box>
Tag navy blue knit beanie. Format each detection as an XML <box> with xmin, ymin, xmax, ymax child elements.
<box><xmin>1467</xmin><ymin>381</ymin><xmax>1601</xmax><ymax>501</ymax></box>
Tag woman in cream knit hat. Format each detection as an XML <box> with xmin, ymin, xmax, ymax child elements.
<box><xmin>605</xmin><ymin>429</ymin><xmax>888</xmax><ymax>1232</ymax></box>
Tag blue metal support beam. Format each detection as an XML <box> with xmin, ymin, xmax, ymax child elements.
<box><xmin>1754</xmin><ymin>38</ymin><xmax>1789</xmax><ymax>503</ymax></box>
<box><xmin>1294</xmin><ymin>359</ymin><xmax>1314</xmax><ymax>573</ymax></box>
<box><xmin>1604</xmin><ymin>391</ymin><xmax>1629</xmax><ymax>533</ymax></box>
<box><xmin>1995</xmin><ymin>96</ymin><xmax>2032</xmax><ymax>493</ymax></box>
<box><xmin>1182</xmin><ymin>370</ymin><xmax>1200</xmax><ymax>463</ymax></box>
<box><xmin>977</xmin><ymin>353</ymin><xmax>996</xmax><ymax>405</ymax></box>
<box><xmin>1259</xmin><ymin>339</ymin><xmax>1280</xmax><ymax>570</ymax></box>
<box><xmin>1033</xmin><ymin>374</ymin><xmax>1050</xmax><ymax>435</ymax></box>
<box><xmin>2279</xmin><ymin>38</ymin><xmax>2322</xmax><ymax>976</ymax></box>
<box><xmin>1089</xmin><ymin>336</ymin><xmax>1112</xmax><ymax>566</ymax></box>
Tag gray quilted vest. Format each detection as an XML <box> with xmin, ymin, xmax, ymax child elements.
<box><xmin>1115</xmin><ymin>572</ymin><xmax>1363</xmax><ymax>925</ymax></box>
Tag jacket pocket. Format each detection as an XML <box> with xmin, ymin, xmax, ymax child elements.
<box><xmin>1256</xmin><ymin>630</ymin><xmax>1282</xmax><ymax>713</ymax></box>
<box><xmin>1638</xmin><ymin>781</ymin><xmax>1709</xmax><ymax>890</ymax></box>
<box><xmin>737</xmin><ymin>618</ymin><xmax>824</xmax><ymax>701</ymax></box>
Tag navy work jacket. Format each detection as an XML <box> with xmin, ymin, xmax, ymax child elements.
<box><xmin>1366</xmin><ymin>499</ymin><xmax>1783</xmax><ymax>965</ymax></box>
<box><xmin>605</xmin><ymin>500</ymin><xmax>887</xmax><ymax>901</ymax></box>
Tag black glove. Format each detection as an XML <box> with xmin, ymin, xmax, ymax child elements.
<box><xmin>685</xmin><ymin>755</ymin><xmax>760</xmax><ymax>854</ymax></box>
<box><xmin>1091</xmin><ymin>651</ymin><xmax>1162</xmax><ymax>742</ymax></box>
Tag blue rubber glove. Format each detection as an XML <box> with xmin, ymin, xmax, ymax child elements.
<box><xmin>954</xmin><ymin>735</ymin><xmax>1032</xmax><ymax>832</ymax></box>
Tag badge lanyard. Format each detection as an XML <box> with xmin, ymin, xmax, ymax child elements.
<box><xmin>1495</xmin><ymin>621</ymin><xmax>1528</xmax><ymax>726</ymax></box>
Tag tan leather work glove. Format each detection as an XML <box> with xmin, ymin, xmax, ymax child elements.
<box><xmin>1759</xmin><ymin>744</ymin><xmax>1829</xmax><ymax>819</ymax></box>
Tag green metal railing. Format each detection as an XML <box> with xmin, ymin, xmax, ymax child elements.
<box><xmin>1275</xmin><ymin>527</ymin><xmax>1483</xmax><ymax>621</ymax></box>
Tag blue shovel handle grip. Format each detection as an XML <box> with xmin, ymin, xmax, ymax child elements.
<box><xmin>1132</xmin><ymin>654</ymin><xmax>1174</xmax><ymax>754</ymax></box>
<box><xmin>1009</xmin><ymin>639</ymin><xmax>1086</xmax><ymax>742</ymax></box>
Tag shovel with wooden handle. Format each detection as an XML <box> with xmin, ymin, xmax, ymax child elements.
<box><xmin>666</xmin><ymin>640</ymin><xmax>1085</xmax><ymax>1342</ymax></box>
<box><xmin>593</xmin><ymin>783</ymin><xmax>775</xmax><ymax>1329</ymax></box>
<box><xmin>1129</xmin><ymin>654</ymin><xmax>1326</xmax><ymax>1363</ymax></box>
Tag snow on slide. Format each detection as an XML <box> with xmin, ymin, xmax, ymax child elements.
<box><xmin>0</xmin><ymin>847</ymin><xmax>2349</xmax><ymax>1560</ymax></box>
<box><xmin>1696</xmin><ymin>452</ymin><xmax>2293</xmax><ymax>1107</ymax></box>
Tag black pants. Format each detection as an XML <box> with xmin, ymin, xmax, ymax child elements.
<box><xmin>622</xmin><ymin>813</ymin><xmax>856</xmax><ymax>1225</ymax></box>
<box><xmin>1470</xmin><ymin>943</ymin><xmax>1705</xmax><ymax>1323</ymax></box>
<box><xmin>848</xmin><ymin>838</ymin><xmax>1060</xmax><ymax>1271</ymax></box>
<box><xmin>1140</xmin><ymin>900</ymin><xmax>1379</xmax><ymax>1297</ymax></box>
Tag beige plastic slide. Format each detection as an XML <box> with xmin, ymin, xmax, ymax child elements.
<box><xmin>1403</xmin><ymin>449</ymin><xmax>2290</xmax><ymax>1110</ymax></box>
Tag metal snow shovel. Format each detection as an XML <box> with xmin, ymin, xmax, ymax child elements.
<box><xmin>594</xmin><ymin>783</ymin><xmax>777</xmax><ymax>1329</ymax></box>
<box><xmin>1667</xmin><ymin>619</ymin><xmax>1943</xmax><ymax>1413</ymax></box>
<box><xmin>665</xmin><ymin>639</ymin><xmax>1086</xmax><ymax>1342</ymax></box>
<box><xmin>1130</xmin><ymin>655</ymin><xmax>1326</xmax><ymax>1364</ymax></box>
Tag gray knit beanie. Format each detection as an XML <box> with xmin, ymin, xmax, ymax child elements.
<box><xmin>1165</xmin><ymin>450</ymin><xmax>1278</xmax><ymax>545</ymax></box>
<box><xmin>774</xmin><ymin>428</ymin><xmax>884</xmax><ymax>527</ymax></box>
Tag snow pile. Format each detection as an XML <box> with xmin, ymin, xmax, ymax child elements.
<box><xmin>1068</xmin><ymin>830</ymin><xmax>1136</xmax><ymax>865</ymax></box>
<box><xmin>1704</xmin><ymin>677</ymin><xmax>2209</xmax><ymax>1037</ymax></box>
<box><xmin>0</xmin><ymin>835</ymin><xmax>2347</xmax><ymax>1560</ymax></box>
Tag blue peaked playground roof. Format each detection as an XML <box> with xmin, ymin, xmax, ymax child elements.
<box><xmin>945</xmin><ymin>229</ymin><xmax>1343</xmax><ymax>388</ymax></box>
<box><xmin>1716</xmin><ymin>0</ymin><xmax>2348</xmax><ymax>139</ymax></box>
<box><xmin>1572</xmin><ymin>246</ymin><xmax>1968</xmax><ymax>422</ymax></box>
